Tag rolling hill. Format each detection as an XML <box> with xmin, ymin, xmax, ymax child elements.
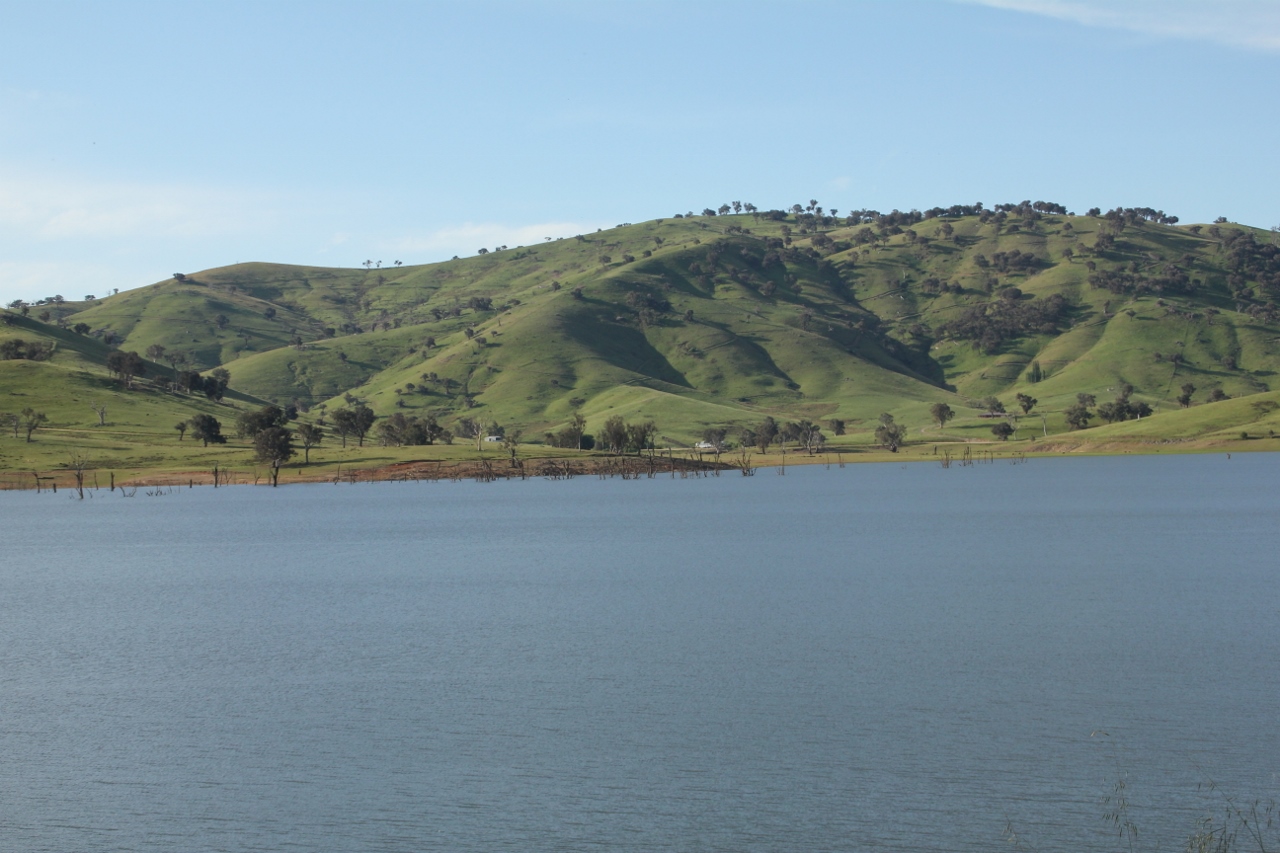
<box><xmin>7</xmin><ymin>201</ymin><xmax>1280</xmax><ymax>471</ymax></box>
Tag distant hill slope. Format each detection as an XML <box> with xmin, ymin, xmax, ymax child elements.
<box><xmin>13</xmin><ymin>204</ymin><xmax>1280</xmax><ymax>444</ymax></box>
<box><xmin>0</xmin><ymin>312</ymin><xmax>278</xmax><ymax>473</ymax></box>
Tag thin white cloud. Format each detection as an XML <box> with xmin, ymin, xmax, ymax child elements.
<box><xmin>387</xmin><ymin>221</ymin><xmax>608</xmax><ymax>258</ymax></box>
<box><xmin>960</xmin><ymin>0</ymin><xmax>1280</xmax><ymax>51</ymax></box>
<box><xmin>0</xmin><ymin>172</ymin><xmax>285</xmax><ymax>240</ymax></box>
<box><xmin>0</xmin><ymin>260</ymin><xmax>126</xmax><ymax>306</ymax></box>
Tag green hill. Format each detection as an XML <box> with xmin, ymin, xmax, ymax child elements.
<box><xmin>7</xmin><ymin>202</ymin><xmax>1280</xmax><ymax>472</ymax></box>
<box><xmin>0</xmin><ymin>311</ymin><xmax>273</xmax><ymax>475</ymax></box>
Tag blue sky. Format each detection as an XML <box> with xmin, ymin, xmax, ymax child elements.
<box><xmin>2</xmin><ymin>0</ymin><xmax>1278</xmax><ymax>305</ymax></box>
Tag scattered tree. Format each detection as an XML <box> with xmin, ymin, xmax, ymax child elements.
<box><xmin>296</xmin><ymin>423</ymin><xmax>323</xmax><ymax>463</ymax></box>
<box><xmin>546</xmin><ymin>412</ymin><xmax>588</xmax><ymax>449</ymax></box>
<box><xmin>187</xmin><ymin>414</ymin><xmax>227</xmax><ymax>446</ymax></box>
<box><xmin>331</xmin><ymin>404</ymin><xmax>375</xmax><ymax>447</ymax></box>
<box><xmin>930</xmin><ymin>402</ymin><xmax>955</xmax><ymax>428</ymax></box>
<box><xmin>253</xmin><ymin>426</ymin><xmax>294</xmax><ymax>465</ymax></box>
<box><xmin>20</xmin><ymin>407</ymin><xmax>47</xmax><ymax>442</ymax></box>
<box><xmin>701</xmin><ymin>427</ymin><xmax>729</xmax><ymax>452</ymax></box>
<box><xmin>1177</xmin><ymin>382</ymin><xmax>1196</xmax><ymax>408</ymax></box>
<box><xmin>625</xmin><ymin>420</ymin><xmax>657</xmax><ymax>455</ymax></box>
<box><xmin>105</xmin><ymin>351</ymin><xmax>146</xmax><ymax>387</ymax></box>
<box><xmin>991</xmin><ymin>421</ymin><xmax>1015</xmax><ymax>440</ymax></box>
<box><xmin>1096</xmin><ymin>384</ymin><xmax>1153</xmax><ymax>423</ymax></box>
<box><xmin>1063</xmin><ymin>401</ymin><xmax>1093</xmax><ymax>430</ymax></box>
<box><xmin>502</xmin><ymin>428</ymin><xmax>523</xmax><ymax>466</ymax></box>
<box><xmin>874</xmin><ymin>413</ymin><xmax>906</xmax><ymax>452</ymax></box>
<box><xmin>1016</xmin><ymin>393</ymin><xmax>1037</xmax><ymax>415</ymax></box>
<box><xmin>456</xmin><ymin>416</ymin><xmax>487</xmax><ymax>450</ymax></box>
<box><xmin>236</xmin><ymin>405</ymin><xmax>288</xmax><ymax>439</ymax></box>
<box><xmin>204</xmin><ymin>367</ymin><xmax>230</xmax><ymax>401</ymax></box>
<box><xmin>601</xmin><ymin>415</ymin><xmax>628</xmax><ymax>454</ymax></box>
<box><xmin>754</xmin><ymin>416</ymin><xmax>779</xmax><ymax>452</ymax></box>
<box><xmin>794</xmin><ymin>419</ymin><xmax>825</xmax><ymax>455</ymax></box>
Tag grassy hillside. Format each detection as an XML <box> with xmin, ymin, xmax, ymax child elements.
<box><xmin>0</xmin><ymin>312</ymin><xmax>273</xmax><ymax>475</ymax></box>
<box><xmin>6</xmin><ymin>203</ymin><xmax>1280</xmax><ymax>475</ymax></box>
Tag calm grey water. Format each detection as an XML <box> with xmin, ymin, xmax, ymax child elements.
<box><xmin>1</xmin><ymin>453</ymin><xmax>1277</xmax><ymax>852</ymax></box>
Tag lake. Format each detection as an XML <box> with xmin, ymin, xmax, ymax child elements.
<box><xmin>1</xmin><ymin>452</ymin><xmax>1277</xmax><ymax>852</ymax></box>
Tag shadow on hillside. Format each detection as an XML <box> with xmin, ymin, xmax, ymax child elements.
<box><xmin>565</xmin><ymin>310</ymin><xmax>691</xmax><ymax>388</ymax></box>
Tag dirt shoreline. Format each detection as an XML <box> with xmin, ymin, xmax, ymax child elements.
<box><xmin>3</xmin><ymin>439</ymin><xmax>1271</xmax><ymax>493</ymax></box>
<box><xmin>0</xmin><ymin>453</ymin><xmax>741</xmax><ymax>492</ymax></box>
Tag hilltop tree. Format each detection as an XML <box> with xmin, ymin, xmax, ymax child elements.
<box><xmin>187</xmin><ymin>414</ymin><xmax>226</xmax><ymax>446</ymax></box>
<box><xmin>874</xmin><ymin>413</ymin><xmax>906</xmax><ymax>452</ymax></box>
<box><xmin>930</xmin><ymin>402</ymin><xmax>955</xmax><ymax>428</ymax></box>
